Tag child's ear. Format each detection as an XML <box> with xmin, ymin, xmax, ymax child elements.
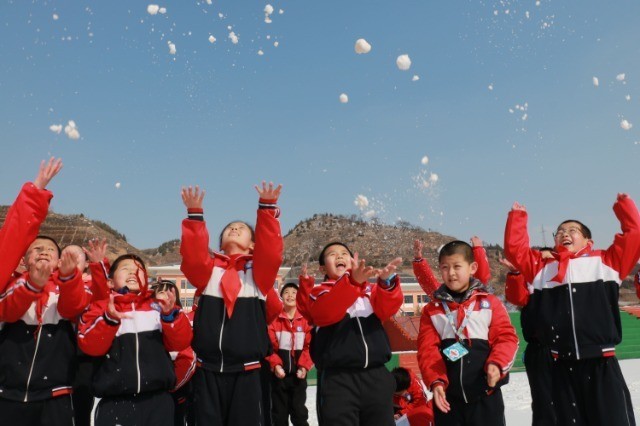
<box><xmin>249</xmin><ymin>241</ymin><xmax>255</xmax><ymax>251</ymax></box>
<box><xmin>470</xmin><ymin>261</ymin><xmax>478</xmax><ymax>275</ymax></box>
<box><xmin>107</xmin><ymin>278</ymin><xmax>115</xmax><ymax>289</ymax></box>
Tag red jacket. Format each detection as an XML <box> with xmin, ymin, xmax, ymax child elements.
<box><xmin>504</xmin><ymin>196</ymin><xmax>640</xmax><ymax>359</ymax></box>
<box><xmin>0</xmin><ymin>182</ymin><xmax>52</xmax><ymax>292</ymax></box>
<box><xmin>266</xmin><ymin>309</ymin><xmax>314</xmax><ymax>374</ymax></box>
<box><xmin>296</xmin><ymin>274</ymin><xmax>315</xmax><ymax>324</ymax></box>
<box><xmin>171</xmin><ymin>310</ymin><xmax>196</xmax><ymax>392</ymax></box>
<box><xmin>417</xmin><ymin>281</ymin><xmax>518</xmax><ymax>403</ymax></box>
<box><xmin>266</xmin><ymin>286</ymin><xmax>283</xmax><ymax>325</ymax></box>
<box><xmin>504</xmin><ymin>271</ymin><xmax>528</xmax><ymax>307</ymax></box>
<box><xmin>78</xmin><ymin>287</ymin><xmax>192</xmax><ymax>397</ymax></box>
<box><xmin>412</xmin><ymin>246</ymin><xmax>491</xmax><ymax>300</ymax></box>
<box><xmin>393</xmin><ymin>369</ymin><xmax>429</xmax><ymax>416</ymax></box>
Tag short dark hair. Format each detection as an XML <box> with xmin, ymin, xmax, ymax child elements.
<box><xmin>391</xmin><ymin>367</ymin><xmax>411</xmax><ymax>392</ymax></box>
<box><xmin>318</xmin><ymin>242</ymin><xmax>353</xmax><ymax>266</ymax></box>
<box><xmin>33</xmin><ymin>235</ymin><xmax>62</xmax><ymax>256</ymax></box>
<box><xmin>438</xmin><ymin>240</ymin><xmax>474</xmax><ymax>263</ymax></box>
<box><xmin>218</xmin><ymin>221</ymin><xmax>255</xmax><ymax>250</ymax></box>
<box><xmin>557</xmin><ymin>220</ymin><xmax>592</xmax><ymax>239</ymax></box>
<box><xmin>280</xmin><ymin>282</ymin><xmax>299</xmax><ymax>297</ymax></box>
<box><xmin>152</xmin><ymin>280</ymin><xmax>182</xmax><ymax>308</ymax></box>
<box><xmin>109</xmin><ymin>254</ymin><xmax>147</xmax><ymax>278</ymax></box>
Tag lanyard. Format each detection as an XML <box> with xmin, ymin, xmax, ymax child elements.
<box><xmin>442</xmin><ymin>300</ymin><xmax>476</xmax><ymax>342</ymax></box>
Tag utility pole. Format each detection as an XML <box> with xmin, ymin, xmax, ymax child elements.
<box><xmin>541</xmin><ymin>224</ymin><xmax>548</xmax><ymax>247</ymax></box>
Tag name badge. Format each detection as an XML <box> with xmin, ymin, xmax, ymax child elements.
<box><xmin>443</xmin><ymin>342</ymin><xmax>469</xmax><ymax>362</ymax></box>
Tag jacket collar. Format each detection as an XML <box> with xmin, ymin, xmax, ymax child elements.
<box><xmin>433</xmin><ymin>278</ymin><xmax>486</xmax><ymax>304</ymax></box>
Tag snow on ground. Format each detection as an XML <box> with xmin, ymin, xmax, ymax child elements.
<box><xmin>303</xmin><ymin>359</ymin><xmax>640</xmax><ymax>425</ymax></box>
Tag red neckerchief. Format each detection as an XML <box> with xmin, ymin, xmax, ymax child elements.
<box><xmin>216</xmin><ymin>253</ymin><xmax>250</xmax><ymax>318</ymax></box>
<box><xmin>550</xmin><ymin>243</ymin><xmax>592</xmax><ymax>283</ymax></box>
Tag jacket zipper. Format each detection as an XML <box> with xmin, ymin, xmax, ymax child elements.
<box><xmin>566</xmin><ymin>272</ymin><xmax>580</xmax><ymax>360</ymax></box>
<box><xmin>219</xmin><ymin>310</ymin><xmax>226</xmax><ymax>372</ymax></box>
<box><xmin>355</xmin><ymin>316</ymin><xmax>369</xmax><ymax>369</ymax></box>
<box><xmin>24</xmin><ymin>326</ymin><xmax>43</xmax><ymax>402</ymax></box>
<box><xmin>460</xmin><ymin>357</ymin><xmax>468</xmax><ymax>403</ymax></box>
<box><xmin>288</xmin><ymin>319</ymin><xmax>293</xmax><ymax>374</ymax></box>
<box><xmin>133</xmin><ymin>302</ymin><xmax>141</xmax><ymax>394</ymax></box>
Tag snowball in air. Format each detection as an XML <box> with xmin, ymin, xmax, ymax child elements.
<box><xmin>339</xmin><ymin>93</ymin><xmax>349</xmax><ymax>103</ymax></box>
<box><xmin>147</xmin><ymin>4</ymin><xmax>159</xmax><ymax>15</ymax></box>
<box><xmin>616</xmin><ymin>73</ymin><xmax>626</xmax><ymax>82</ymax></box>
<box><xmin>429</xmin><ymin>173</ymin><xmax>439</xmax><ymax>183</ymax></box>
<box><xmin>49</xmin><ymin>124</ymin><xmax>62</xmax><ymax>134</ymax></box>
<box><xmin>159</xmin><ymin>7</ymin><xmax>166</xmax><ymax>14</ymax></box>
<box><xmin>228</xmin><ymin>31</ymin><xmax>239</xmax><ymax>44</ymax></box>
<box><xmin>274</xmin><ymin>41</ymin><xmax>279</xmax><ymax>47</ymax></box>
<box><xmin>257</xmin><ymin>50</ymin><xmax>264</xmax><ymax>56</ymax></box>
<box><xmin>626</xmin><ymin>95</ymin><xmax>631</xmax><ymax>101</ymax></box>
<box><xmin>621</xmin><ymin>119</ymin><xmax>633</xmax><ymax>131</ymax></box>
<box><xmin>115</xmin><ymin>182</ymin><xmax>121</xmax><ymax>189</ymax></box>
<box><xmin>167</xmin><ymin>41</ymin><xmax>176</xmax><ymax>54</ymax></box>
<box><xmin>64</xmin><ymin>121</ymin><xmax>80</xmax><ymax>140</ymax></box>
<box><xmin>264</xmin><ymin>4</ymin><xmax>274</xmax><ymax>15</ymax></box>
<box><xmin>354</xmin><ymin>38</ymin><xmax>371</xmax><ymax>54</ymax></box>
<box><xmin>421</xmin><ymin>156</ymin><xmax>429</xmax><ymax>165</ymax></box>
<box><xmin>354</xmin><ymin>195</ymin><xmax>369</xmax><ymax>209</ymax></box>
<box><xmin>208</xmin><ymin>35</ymin><xmax>216</xmax><ymax>43</ymax></box>
<box><xmin>412</xmin><ymin>75</ymin><xmax>420</xmax><ymax>82</ymax></box>
<box><xmin>396</xmin><ymin>54</ymin><xmax>411</xmax><ymax>71</ymax></box>
<box><xmin>206</xmin><ymin>0</ymin><xmax>212</xmax><ymax>4</ymax></box>
<box><xmin>488</xmin><ymin>83</ymin><xmax>494</xmax><ymax>91</ymax></box>
<box><xmin>52</xmin><ymin>13</ymin><xmax>59</xmax><ymax>20</ymax></box>
<box><xmin>592</xmin><ymin>77</ymin><xmax>599</xmax><ymax>87</ymax></box>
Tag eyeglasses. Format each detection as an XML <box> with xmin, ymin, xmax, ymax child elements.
<box><xmin>553</xmin><ymin>227</ymin><xmax>583</xmax><ymax>238</ymax></box>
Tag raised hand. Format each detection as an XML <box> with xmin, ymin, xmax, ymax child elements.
<box><xmin>511</xmin><ymin>202</ymin><xmax>526</xmax><ymax>212</ymax></box>
<box><xmin>154</xmin><ymin>286</ymin><xmax>177</xmax><ymax>314</ymax></box>
<box><xmin>301</xmin><ymin>263</ymin><xmax>313</xmax><ymax>279</ymax></box>
<box><xmin>107</xmin><ymin>294</ymin><xmax>130</xmax><ymax>321</ymax></box>
<box><xmin>84</xmin><ymin>238</ymin><xmax>108</xmax><ymax>263</ymax></box>
<box><xmin>30</xmin><ymin>260</ymin><xmax>54</xmax><ymax>288</ymax></box>
<box><xmin>350</xmin><ymin>253</ymin><xmax>376</xmax><ymax>284</ymax></box>
<box><xmin>486</xmin><ymin>363</ymin><xmax>501</xmax><ymax>388</ymax></box>
<box><xmin>34</xmin><ymin>157</ymin><xmax>63</xmax><ymax>190</ymax></box>
<box><xmin>432</xmin><ymin>384</ymin><xmax>450</xmax><ymax>413</ymax></box>
<box><xmin>59</xmin><ymin>248</ymin><xmax>80</xmax><ymax>277</ymax></box>
<box><xmin>498</xmin><ymin>256</ymin><xmax>517</xmax><ymax>272</ymax></box>
<box><xmin>274</xmin><ymin>365</ymin><xmax>286</xmax><ymax>379</ymax></box>
<box><xmin>377</xmin><ymin>257</ymin><xmax>403</xmax><ymax>280</ymax></box>
<box><xmin>255</xmin><ymin>181</ymin><xmax>282</xmax><ymax>202</ymax></box>
<box><xmin>470</xmin><ymin>236</ymin><xmax>483</xmax><ymax>247</ymax></box>
<box><xmin>181</xmin><ymin>186</ymin><xmax>205</xmax><ymax>209</ymax></box>
<box><xmin>618</xmin><ymin>193</ymin><xmax>630</xmax><ymax>201</ymax></box>
<box><xmin>413</xmin><ymin>239</ymin><xmax>423</xmax><ymax>259</ymax></box>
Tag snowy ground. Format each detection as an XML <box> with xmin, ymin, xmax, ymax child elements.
<box><xmin>303</xmin><ymin>359</ymin><xmax>640</xmax><ymax>425</ymax></box>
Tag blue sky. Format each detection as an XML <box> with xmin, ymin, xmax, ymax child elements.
<box><xmin>1</xmin><ymin>0</ymin><xmax>639</xmax><ymax>252</ymax></box>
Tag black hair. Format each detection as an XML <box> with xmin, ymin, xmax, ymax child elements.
<box><xmin>318</xmin><ymin>242</ymin><xmax>354</xmax><ymax>266</ymax></box>
<box><xmin>32</xmin><ymin>235</ymin><xmax>62</xmax><ymax>256</ymax></box>
<box><xmin>438</xmin><ymin>240</ymin><xmax>474</xmax><ymax>264</ymax></box>
<box><xmin>152</xmin><ymin>280</ymin><xmax>182</xmax><ymax>308</ymax></box>
<box><xmin>391</xmin><ymin>367</ymin><xmax>411</xmax><ymax>392</ymax></box>
<box><xmin>557</xmin><ymin>220</ymin><xmax>592</xmax><ymax>239</ymax></box>
<box><xmin>280</xmin><ymin>282</ymin><xmax>299</xmax><ymax>297</ymax></box>
<box><xmin>218</xmin><ymin>221</ymin><xmax>255</xmax><ymax>250</ymax></box>
<box><xmin>109</xmin><ymin>254</ymin><xmax>147</xmax><ymax>278</ymax></box>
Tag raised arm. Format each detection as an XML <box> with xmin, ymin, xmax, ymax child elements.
<box><xmin>179</xmin><ymin>186</ymin><xmax>215</xmax><ymax>289</ymax></box>
<box><xmin>296</xmin><ymin>264</ymin><xmax>315</xmax><ymax>323</ymax></box>
<box><xmin>603</xmin><ymin>194</ymin><xmax>640</xmax><ymax>279</ymax></box>
<box><xmin>85</xmin><ymin>238</ymin><xmax>111</xmax><ymax>301</ymax></box>
<box><xmin>504</xmin><ymin>203</ymin><xmax>543</xmax><ymax>283</ymax></box>
<box><xmin>252</xmin><ymin>181</ymin><xmax>284</xmax><ymax>296</ymax></box>
<box><xmin>471</xmin><ymin>236</ymin><xmax>491</xmax><ymax>285</ymax></box>
<box><xmin>371</xmin><ymin>257</ymin><xmax>403</xmax><ymax>320</ymax></box>
<box><xmin>77</xmin><ymin>298</ymin><xmax>120</xmax><ymax>356</ymax></box>
<box><xmin>56</xmin><ymin>250</ymin><xmax>92</xmax><ymax>319</ymax></box>
<box><xmin>412</xmin><ymin>240</ymin><xmax>440</xmax><ymax>299</ymax></box>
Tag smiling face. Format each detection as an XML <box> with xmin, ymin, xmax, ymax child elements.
<box><xmin>554</xmin><ymin>221</ymin><xmax>590</xmax><ymax>253</ymax></box>
<box><xmin>110</xmin><ymin>259</ymin><xmax>146</xmax><ymax>292</ymax></box>
<box><xmin>320</xmin><ymin>244</ymin><xmax>353</xmax><ymax>280</ymax></box>
<box><xmin>281</xmin><ymin>286</ymin><xmax>297</xmax><ymax>308</ymax></box>
<box><xmin>25</xmin><ymin>238</ymin><xmax>60</xmax><ymax>271</ymax></box>
<box><xmin>220</xmin><ymin>222</ymin><xmax>255</xmax><ymax>255</ymax></box>
<box><xmin>439</xmin><ymin>254</ymin><xmax>478</xmax><ymax>294</ymax></box>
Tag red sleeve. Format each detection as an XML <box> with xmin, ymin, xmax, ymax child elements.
<box><xmin>0</xmin><ymin>276</ymin><xmax>42</xmax><ymax>322</ymax></box>
<box><xmin>0</xmin><ymin>183</ymin><xmax>53</xmax><ymax>293</ymax></box>
<box><xmin>266</xmin><ymin>322</ymin><xmax>284</xmax><ymax>369</ymax></box>
<box><xmin>77</xmin><ymin>300</ymin><xmax>119</xmax><ymax>356</ymax></box>
<box><xmin>161</xmin><ymin>311</ymin><xmax>193</xmax><ymax>352</ymax></box>
<box><xmin>399</xmin><ymin>373</ymin><xmax>428</xmax><ymax>415</ymax></box>
<box><xmin>417</xmin><ymin>306</ymin><xmax>448</xmax><ymax>391</ymax></box>
<box><xmin>603</xmin><ymin>196</ymin><xmax>640</xmax><ymax>279</ymax></box>
<box><xmin>297</xmin><ymin>321</ymin><xmax>314</xmax><ymax>371</ymax></box>
<box><xmin>472</xmin><ymin>246</ymin><xmax>491</xmax><ymax>285</ymax></box>
<box><xmin>308</xmin><ymin>273</ymin><xmax>361</xmax><ymax>327</ymax></box>
<box><xmin>370</xmin><ymin>275</ymin><xmax>403</xmax><ymax>321</ymax></box>
<box><xmin>180</xmin><ymin>219</ymin><xmax>215</xmax><ymax>290</ymax></box>
<box><xmin>173</xmin><ymin>347</ymin><xmax>197</xmax><ymax>391</ymax></box>
<box><xmin>252</xmin><ymin>199</ymin><xmax>284</xmax><ymax>296</ymax></box>
<box><xmin>55</xmin><ymin>270</ymin><xmax>92</xmax><ymax>319</ymax></box>
<box><xmin>504</xmin><ymin>210</ymin><xmax>544</xmax><ymax>284</ymax></box>
<box><xmin>296</xmin><ymin>275</ymin><xmax>315</xmax><ymax>323</ymax></box>
<box><xmin>486</xmin><ymin>296</ymin><xmax>519</xmax><ymax>376</ymax></box>
<box><xmin>265</xmin><ymin>287</ymin><xmax>283</xmax><ymax>325</ymax></box>
<box><xmin>88</xmin><ymin>259</ymin><xmax>111</xmax><ymax>302</ymax></box>
<box><xmin>504</xmin><ymin>273</ymin><xmax>529</xmax><ymax>307</ymax></box>
<box><xmin>412</xmin><ymin>258</ymin><xmax>440</xmax><ymax>299</ymax></box>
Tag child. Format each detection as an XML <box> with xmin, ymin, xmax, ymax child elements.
<box><xmin>0</xmin><ymin>157</ymin><xmax>62</xmax><ymax>291</ymax></box>
<box><xmin>77</xmin><ymin>254</ymin><xmax>192</xmax><ymax>426</ymax></box>
<box><xmin>412</xmin><ymin>236</ymin><xmax>490</xmax><ymax>300</ymax></box>
<box><xmin>267</xmin><ymin>282</ymin><xmax>313</xmax><ymax>426</ymax></box>
<box><xmin>180</xmin><ymin>182</ymin><xmax>283</xmax><ymax>425</ymax></box>
<box><xmin>504</xmin><ymin>194</ymin><xmax>640</xmax><ymax>425</ymax></box>
<box><xmin>501</xmin><ymin>250</ymin><xmax>557</xmax><ymax>426</ymax></box>
<box><xmin>391</xmin><ymin>367</ymin><xmax>433</xmax><ymax>426</ymax></box>
<box><xmin>308</xmin><ymin>242</ymin><xmax>403</xmax><ymax>426</ymax></box>
<box><xmin>0</xmin><ymin>237</ymin><xmax>90</xmax><ymax>426</ymax></box>
<box><xmin>417</xmin><ymin>240</ymin><xmax>518</xmax><ymax>426</ymax></box>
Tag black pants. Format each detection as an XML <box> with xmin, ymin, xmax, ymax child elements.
<box><xmin>0</xmin><ymin>395</ymin><xmax>74</xmax><ymax>426</ymax></box>
<box><xmin>552</xmin><ymin>357</ymin><xmax>635</xmax><ymax>426</ymax></box>
<box><xmin>193</xmin><ymin>367</ymin><xmax>263</xmax><ymax>425</ymax></box>
<box><xmin>523</xmin><ymin>343</ymin><xmax>556</xmax><ymax>426</ymax></box>
<box><xmin>95</xmin><ymin>391</ymin><xmax>174</xmax><ymax>426</ymax></box>
<box><xmin>73</xmin><ymin>355</ymin><xmax>95</xmax><ymax>426</ymax></box>
<box><xmin>434</xmin><ymin>388</ymin><xmax>505</xmax><ymax>426</ymax></box>
<box><xmin>318</xmin><ymin>366</ymin><xmax>395</xmax><ymax>426</ymax></box>
<box><xmin>271</xmin><ymin>374</ymin><xmax>309</xmax><ymax>426</ymax></box>
<box><xmin>261</xmin><ymin>360</ymin><xmax>273</xmax><ymax>426</ymax></box>
<box><xmin>172</xmin><ymin>381</ymin><xmax>195</xmax><ymax>426</ymax></box>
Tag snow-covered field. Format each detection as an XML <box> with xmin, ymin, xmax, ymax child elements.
<box><xmin>303</xmin><ymin>359</ymin><xmax>640</xmax><ymax>425</ymax></box>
